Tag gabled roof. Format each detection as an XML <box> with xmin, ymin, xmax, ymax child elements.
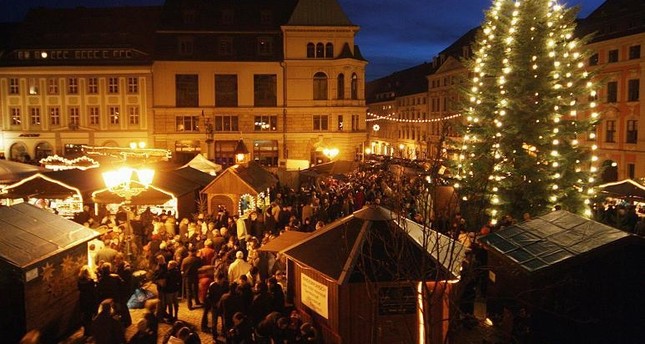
<box><xmin>173</xmin><ymin>167</ymin><xmax>216</xmax><ymax>188</ymax></box>
<box><xmin>0</xmin><ymin>203</ymin><xmax>99</xmax><ymax>269</ymax></box>
<box><xmin>180</xmin><ymin>154</ymin><xmax>222</xmax><ymax>175</ymax></box>
<box><xmin>578</xmin><ymin>0</ymin><xmax>645</xmax><ymax>42</ymax></box>
<box><xmin>287</xmin><ymin>0</ymin><xmax>354</xmax><ymax>26</ymax></box>
<box><xmin>598</xmin><ymin>179</ymin><xmax>645</xmax><ymax>199</ymax></box>
<box><xmin>365</xmin><ymin>62</ymin><xmax>435</xmax><ymax>102</ymax></box>
<box><xmin>284</xmin><ymin>206</ymin><xmax>449</xmax><ymax>285</ymax></box>
<box><xmin>202</xmin><ymin>161</ymin><xmax>277</xmax><ymax>195</ymax></box>
<box><xmin>479</xmin><ymin>210</ymin><xmax>642</xmax><ymax>274</ymax></box>
<box><xmin>0</xmin><ymin>160</ymin><xmax>43</xmax><ymax>185</ymax></box>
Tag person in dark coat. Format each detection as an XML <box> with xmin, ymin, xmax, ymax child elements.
<box><xmin>128</xmin><ymin>318</ymin><xmax>156</xmax><ymax>344</ymax></box>
<box><xmin>77</xmin><ymin>265</ymin><xmax>98</xmax><ymax>338</ymax></box>
<box><xmin>226</xmin><ymin>312</ymin><xmax>253</xmax><ymax>344</ymax></box>
<box><xmin>114</xmin><ymin>252</ymin><xmax>133</xmax><ymax>327</ymax></box>
<box><xmin>91</xmin><ymin>299</ymin><xmax>126</xmax><ymax>344</ymax></box>
<box><xmin>152</xmin><ymin>254</ymin><xmax>169</xmax><ymax>321</ymax></box>
<box><xmin>218</xmin><ymin>282</ymin><xmax>245</xmax><ymax>335</ymax></box>
<box><xmin>96</xmin><ymin>263</ymin><xmax>129</xmax><ymax>328</ymax></box>
<box><xmin>165</xmin><ymin>260</ymin><xmax>182</xmax><ymax>321</ymax></box>
<box><xmin>249</xmin><ymin>281</ymin><xmax>272</xmax><ymax>326</ymax></box>
<box><xmin>181</xmin><ymin>247</ymin><xmax>203</xmax><ymax>309</ymax></box>
<box><xmin>201</xmin><ymin>272</ymin><xmax>229</xmax><ymax>337</ymax></box>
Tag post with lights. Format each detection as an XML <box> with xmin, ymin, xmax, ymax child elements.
<box><xmin>234</xmin><ymin>139</ymin><xmax>249</xmax><ymax>164</ymax></box>
<box><xmin>454</xmin><ymin>0</ymin><xmax>599</xmax><ymax>228</ymax></box>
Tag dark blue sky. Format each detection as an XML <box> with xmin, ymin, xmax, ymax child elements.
<box><xmin>1</xmin><ymin>0</ymin><xmax>607</xmax><ymax>81</ymax></box>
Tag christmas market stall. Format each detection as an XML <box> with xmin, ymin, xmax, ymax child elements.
<box><xmin>180</xmin><ymin>153</ymin><xmax>222</xmax><ymax>176</ymax></box>
<box><xmin>479</xmin><ymin>210</ymin><xmax>645</xmax><ymax>343</ymax></box>
<box><xmin>0</xmin><ymin>203</ymin><xmax>100</xmax><ymax>344</ymax></box>
<box><xmin>201</xmin><ymin>161</ymin><xmax>277</xmax><ymax>216</ymax></box>
<box><xmin>282</xmin><ymin>206</ymin><xmax>458</xmax><ymax>344</ymax></box>
<box><xmin>1</xmin><ymin>168</ymin><xmax>105</xmax><ymax>218</ymax></box>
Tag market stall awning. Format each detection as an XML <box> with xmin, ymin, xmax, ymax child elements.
<box><xmin>181</xmin><ymin>154</ymin><xmax>222</xmax><ymax>175</ymax></box>
<box><xmin>1</xmin><ymin>173</ymin><xmax>82</xmax><ymax>200</ymax></box>
<box><xmin>202</xmin><ymin>161</ymin><xmax>277</xmax><ymax>196</ymax></box>
<box><xmin>92</xmin><ymin>183</ymin><xmax>174</xmax><ymax>205</ymax></box>
<box><xmin>598</xmin><ymin>179</ymin><xmax>645</xmax><ymax>200</ymax></box>
<box><xmin>257</xmin><ymin>230</ymin><xmax>311</xmax><ymax>253</ymax></box>
<box><xmin>0</xmin><ymin>160</ymin><xmax>45</xmax><ymax>185</ymax></box>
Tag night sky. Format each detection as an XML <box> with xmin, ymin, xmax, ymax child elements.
<box><xmin>1</xmin><ymin>0</ymin><xmax>607</xmax><ymax>81</ymax></box>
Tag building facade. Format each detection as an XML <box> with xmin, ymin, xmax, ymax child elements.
<box><xmin>0</xmin><ymin>0</ymin><xmax>367</xmax><ymax>168</ymax></box>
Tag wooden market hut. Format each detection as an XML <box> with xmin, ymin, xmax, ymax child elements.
<box><xmin>0</xmin><ymin>160</ymin><xmax>44</xmax><ymax>185</ymax></box>
<box><xmin>478</xmin><ymin>210</ymin><xmax>645</xmax><ymax>343</ymax></box>
<box><xmin>282</xmin><ymin>206</ymin><xmax>458</xmax><ymax>344</ymax></box>
<box><xmin>201</xmin><ymin>161</ymin><xmax>277</xmax><ymax>215</ymax></box>
<box><xmin>0</xmin><ymin>203</ymin><xmax>100</xmax><ymax>344</ymax></box>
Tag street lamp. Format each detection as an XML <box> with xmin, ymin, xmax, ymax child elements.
<box><xmin>234</xmin><ymin>139</ymin><xmax>249</xmax><ymax>163</ymax></box>
<box><xmin>102</xmin><ymin>166</ymin><xmax>155</xmax><ymax>203</ymax></box>
<box><xmin>323</xmin><ymin>147</ymin><xmax>339</xmax><ymax>160</ymax></box>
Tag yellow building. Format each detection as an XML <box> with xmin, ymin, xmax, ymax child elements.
<box><xmin>0</xmin><ymin>0</ymin><xmax>367</xmax><ymax>168</ymax></box>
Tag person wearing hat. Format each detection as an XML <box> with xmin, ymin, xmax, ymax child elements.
<box><xmin>228</xmin><ymin>251</ymin><xmax>251</xmax><ymax>283</ymax></box>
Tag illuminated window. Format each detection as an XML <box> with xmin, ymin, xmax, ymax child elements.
<box><xmin>254</xmin><ymin>115</ymin><xmax>277</xmax><ymax>131</ymax></box>
<box><xmin>87</xmin><ymin>77</ymin><xmax>98</xmax><ymax>94</ymax></box>
<box><xmin>10</xmin><ymin>107</ymin><xmax>21</xmax><ymax>125</ymax></box>
<box><xmin>176</xmin><ymin>115</ymin><xmax>199</xmax><ymax>132</ymax></box>
<box><xmin>108</xmin><ymin>77</ymin><xmax>119</xmax><ymax>94</ymax></box>
<box><xmin>109</xmin><ymin>106</ymin><xmax>120</xmax><ymax>125</ymax></box>
<box><xmin>68</xmin><ymin>77</ymin><xmax>78</xmax><ymax>94</ymax></box>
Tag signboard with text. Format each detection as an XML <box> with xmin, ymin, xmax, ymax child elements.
<box><xmin>300</xmin><ymin>273</ymin><xmax>329</xmax><ymax>319</ymax></box>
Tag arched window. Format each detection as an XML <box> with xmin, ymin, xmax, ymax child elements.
<box><xmin>306</xmin><ymin>43</ymin><xmax>315</xmax><ymax>58</ymax></box>
<box><xmin>337</xmin><ymin>73</ymin><xmax>345</xmax><ymax>99</ymax></box>
<box><xmin>313</xmin><ymin>72</ymin><xmax>328</xmax><ymax>100</ymax></box>
<box><xmin>10</xmin><ymin>142</ymin><xmax>29</xmax><ymax>162</ymax></box>
<box><xmin>315</xmin><ymin>43</ymin><xmax>324</xmax><ymax>58</ymax></box>
<box><xmin>325</xmin><ymin>43</ymin><xmax>334</xmax><ymax>58</ymax></box>
<box><xmin>351</xmin><ymin>73</ymin><xmax>358</xmax><ymax>99</ymax></box>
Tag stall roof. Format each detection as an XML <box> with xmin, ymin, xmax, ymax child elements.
<box><xmin>300</xmin><ymin>160</ymin><xmax>359</xmax><ymax>178</ymax></box>
<box><xmin>172</xmin><ymin>167</ymin><xmax>216</xmax><ymax>188</ymax></box>
<box><xmin>92</xmin><ymin>182</ymin><xmax>175</xmax><ymax>205</ymax></box>
<box><xmin>598</xmin><ymin>179</ymin><xmax>645</xmax><ymax>200</ymax></box>
<box><xmin>0</xmin><ymin>203</ymin><xmax>99</xmax><ymax>269</ymax></box>
<box><xmin>478</xmin><ymin>210</ymin><xmax>641</xmax><ymax>273</ymax></box>
<box><xmin>257</xmin><ymin>230</ymin><xmax>311</xmax><ymax>253</ymax></box>
<box><xmin>202</xmin><ymin>161</ymin><xmax>277</xmax><ymax>195</ymax></box>
<box><xmin>284</xmin><ymin>206</ymin><xmax>448</xmax><ymax>284</ymax></box>
<box><xmin>0</xmin><ymin>160</ymin><xmax>44</xmax><ymax>184</ymax></box>
<box><xmin>180</xmin><ymin>154</ymin><xmax>222</xmax><ymax>175</ymax></box>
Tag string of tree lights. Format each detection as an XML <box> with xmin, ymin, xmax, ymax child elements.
<box><xmin>366</xmin><ymin>112</ymin><xmax>462</xmax><ymax>123</ymax></box>
<box><xmin>454</xmin><ymin>0</ymin><xmax>599</xmax><ymax>227</ymax></box>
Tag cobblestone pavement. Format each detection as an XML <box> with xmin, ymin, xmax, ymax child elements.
<box><xmin>62</xmin><ymin>296</ymin><xmax>224</xmax><ymax>344</ymax></box>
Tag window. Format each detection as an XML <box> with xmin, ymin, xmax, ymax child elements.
<box><xmin>626</xmin><ymin>120</ymin><xmax>638</xmax><ymax>144</ymax></box>
<box><xmin>628</xmin><ymin>163</ymin><xmax>635</xmax><ymax>179</ymax></box>
<box><xmin>215</xmin><ymin>74</ymin><xmax>238</xmax><ymax>107</ymax></box>
<box><xmin>48</xmin><ymin>78</ymin><xmax>59</xmax><ymax>95</ymax></box>
<box><xmin>109</xmin><ymin>106</ymin><xmax>120</xmax><ymax>125</ymax></box>
<box><xmin>628</xmin><ymin>79</ymin><xmax>639</xmax><ymax>101</ymax></box>
<box><xmin>9</xmin><ymin>78</ymin><xmax>19</xmax><ymax>95</ymax></box>
<box><xmin>68</xmin><ymin>77</ymin><xmax>78</xmax><ymax>94</ymax></box>
<box><xmin>254</xmin><ymin>74</ymin><xmax>277</xmax><ymax>107</ymax></box>
<box><xmin>89</xmin><ymin>106</ymin><xmax>100</xmax><ymax>125</ymax></box>
<box><xmin>608</xmin><ymin>49</ymin><xmax>618</xmax><ymax>63</ymax></box>
<box><xmin>307</xmin><ymin>43</ymin><xmax>315</xmax><ymax>58</ymax></box>
<box><xmin>30</xmin><ymin>107</ymin><xmax>41</xmax><ymax>125</ymax></box>
<box><xmin>28</xmin><ymin>78</ymin><xmax>39</xmax><ymax>95</ymax></box>
<box><xmin>313</xmin><ymin>72</ymin><xmax>328</xmax><ymax>100</ymax></box>
<box><xmin>128</xmin><ymin>106</ymin><xmax>140</xmax><ymax>125</ymax></box>
<box><xmin>108</xmin><ymin>77</ymin><xmax>119</xmax><ymax>94</ymax></box>
<box><xmin>606</xmin><ymin>81</ymin><xmax>617</xmax><ymax>103</ymax></box>
<box><xmin>325</xmin><ymin>43</ymin><xmax>333</xmax><ymax>58</ymax></box>
<box><xmin>69</xmin><ymin>107</ymin><xmax>80</xmax><ymax>125</ymax></box>
<box><xmin>214</xmin><ymin>115</ymin><xmax>239</xmax><ymax>131</ymax></box>
<box><xmin>352</xmin><ymin>114</ymin><xmax>360</xmax><ymax>131</ymax></box>
<box><xmin>316</xmin><ymin>43</ymin><xmax>324</xmax><ymax>58</ymax></box>
<box><xmin>351</xmin><ymin>73</ymin><xmax>358</xmax><ymax>99</ymax></box>
<box><xmin>257</xmin><ymin>37</ymin><xmax>273</xmax><ymax>56</ymax></box>
<box><xmin>338</xmin><ymin>115</ymin><xmax>344</xmax><ymax>131</ymax></box>
<box><xmin>176</xmin><ymin>115</ymin><xmax>199</xmax><ymax>132</ymax></box>
<box><xmin>605</xmin><ymin>120</ymin><xmax>616</xmax><ymax>143</ymax></box>
<box><xmin>10</xmin><ymin>107</ymin><xmax>21</xmax><ymax>125</ymax></box>
<box><xmin>218</xmin><ymin>37</ymin><xmax>233</xmax><ymax>56</ymax></box>
<box><xmin>629</xmin><ymin>45</ymin><xmax>641</xmax><ymax>59</ymax></box>
<box><xmin>179</xmin><ymin>37</ymin><xmax>194</xmax><ymax>56</ymax></box>
<box><xmin>87</xmin><ymin>77</ymin><xmax>98</xmax><ymax>94</ymax></box>
<box><xmin>49</xmin><ymin>107</ymin><xmax>61</xmax><ymax>126</ymax></box>
<box><xmin>337</xmin><ymin>74</ymin><xmax>345</xmax><ymax>99</ymax></box>
<box><xmin>176</xmin><ymin>74</ymin><xmax>199</xmax><ymax>107</ymax></box>
<box><xmin>254</xmin><ymin>115</ymin><xmax>277</xmax><ymax>131</ymax></box>
<box><xmin>313</xmin><ymin>115</ymin><xmax>329</xmax><ymax>131</ymax></box>
<box><xmin>253</xmin><ymin>140</ymin><xmax>278</xmax><ymax>167</ymax></box>
<box><xmin>127</xmin><ymin>77</ymin><xmax>138</xmax><ymax>94</ymax></box>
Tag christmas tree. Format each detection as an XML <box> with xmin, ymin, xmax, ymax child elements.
<box><xmin>455</xmin><ymin>0</ymin><xmax>599</xmax><ymax>226</ymax></box>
